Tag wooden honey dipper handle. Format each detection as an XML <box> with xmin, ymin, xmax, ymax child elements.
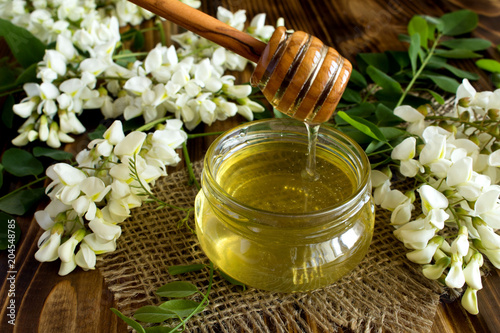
<box><xmin>128</xmin><ymin>0</ymin><xmax>266</xmax><ymax>63</ymax></box>
<box><xmin>128</xmin><ymin>0</ymin><xmax>352</xmax><ymax>123</ymax></box>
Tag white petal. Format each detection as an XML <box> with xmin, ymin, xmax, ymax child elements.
<box><xmin>114</xmin><ymin>131</ymin><xmax>147</xmax><ymax>157</ymax></box>
<box><xmin>391</xmin><ymin>137</ymin><xmax>416</xmax><ymax>161</ymax></box>
<box><xmin>393</xmin><ymin>105</ymin><xmax>425</xmax><ymax>122</ymax></box>
<box><xmin>447</xmin><ymin>157</ymin><xmax>473</xmax><ymax>186</ymax></box>
<box><xmin>489</xmin><ymin>150</ymin><xmax>500</xmax><ymax>167</ymax></box>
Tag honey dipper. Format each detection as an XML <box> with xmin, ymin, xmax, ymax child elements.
<box><xmin>129</xmin><ymin>0</ymin><xmax>352</xmax><ymax>124</ymax></box>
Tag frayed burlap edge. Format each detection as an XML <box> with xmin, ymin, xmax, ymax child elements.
<box><xmin>97</xmin><ymin>161</ymin><xmax>443</xmax><ymax>333</ymax></box>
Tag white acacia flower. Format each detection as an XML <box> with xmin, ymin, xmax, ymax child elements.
<box><xmin>390</xmin><ymin>197</ymin><xmax>414</xmax><ymax>225</ymax></box>
<box><xmin>450</xmin><ymin>226</ymin><xmax>469</xmax><ymax>257</ymax></box>
<box><xmin>463</xmin><ymin>253</ymin><xmax>483</xmax><ymax>290</ymax></box>
<box><xmin>88</xmin><ymin>213</ymin><xmax>121</xmax><ymax>242</ymax></box>
<box><xmin>114</xmin><ymin>131</ymin><xmax>147</xmax><ymax>158</ymax></box>
<box><xmin>393</xmin><ymin>105</ymin><xmax>427</xmax><ymax>136</ymax></box>
<box><xmin>394</xmin><ymin>218</ymin><xmax>437</xmax><ymax>250</ymax></box>
<box><xmin>75</xmin><ymin>242</ymin><xmax>96</xmax><ymax>270</ymax></box>
<box><xmin>58</xmin><ymin>229</ymin><xmax>86</xmax><ymax>263</ymax></box>
<box><xmin>489</xmin><ymin>149</ymin><xmax>500</xmax><ymax>167</ymax></box>
<box><xmin>445</xmin><ymin>253</ymin><xmax>465</xmax><ymax>288</ymax></box>
<box><xmin>406</xmin><ymin>235</ymin><xmax>443</xmax><ymax>264</ymax></box>
<box><xmin>58</xmin><ymin>255</ymin><xmax>77</xmax><ymax>276</ymax></box>
<box><xmin>422</xmin><ymin>256</ymin><xmax>450</xmax><ymax>280</ymax></box>
<box><xmin>12</xmin><ymin>83</ymin><xmax>41</xmax><ymax>118</ymax></box>
<box><xmin>473</xmin><ymin>217</ymin><xmax>500</xmax><ymax>249</ymax></box>
<box><xmin>72</xmin><ymin>177</ymin><xmax>111</xmax><ymax>220</ymax></box>
<box><xmin>37</xmin><ymin>49</ymin><xmax>67</xmax><ymax>82</ymax></box>
<box><xmin>56</xmin><ymin>34</ymin><xmax>77</xmax><ymax>61</ymax></box>
<box><xmin>461</xmin><ymin>287</ymin><xmax>479</xmax><ymax>315</ymax></box>
<box><xmin>417</xmin><ymin>185</ymin><xmax>449</xmax><ymax>229</ymax></box>
<box><xmin>46</xmin><ymin>163</ymin><xmax>87</xmax><ymax>204</ymax></box>
<box><xmin>247</xmin><ymin>13</ymin><xmax>275</xmax><ymax>41</ymax></box>
<box><xmin>216</xmin><ymin>6</ymin><xmax>246</xmax><ymax>31</ymax></box>
<box><xmin>35</xmin><ymin>223</ymin><xmax>63</xmax><ymax>262</ymax></box>
<box><xmin>474</xmin><ymin>188</ymin><xmax>500</xmax><ymax>229</ymax></box>
<box><xmin>88</xmin><ymin>120</ymin><xmax>125</xmax><ymax>157</ymax></box>
<box><xmin>391</xmin><ymin>137</ymin><xmax>423</xmax><ymax>177</ymax></box>
<box><xmin>83</xmin><ymin>233</ymin><xmax>117</xmax><ymax>254</ymax></box>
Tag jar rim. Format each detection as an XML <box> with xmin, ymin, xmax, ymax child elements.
<box><xmin>202</xmin><ymin>118</ymin><xmax>371</xmax><ymax>223</ymax></box>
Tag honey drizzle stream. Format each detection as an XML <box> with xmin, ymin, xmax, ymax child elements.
<box><xmin>304</xmin><ymin>122</ymin><xmax>320</xmax><ymax>181</ymax></box>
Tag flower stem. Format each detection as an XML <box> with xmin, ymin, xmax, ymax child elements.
<box><xmin>187</xmin><ymin>131</ymin><xmax>224</xmax><ymax>139</ymax></box>
<box><xmin>396</xmin><ymin>34</ymin><xmax>442</xmax><ymax>108</ymax></box>
<box><xmin>0</xmin><ymin>176</ymin><xmax>47</xmax><ymax>202</ymax></box>
<box><xmin>112</xmin><ymin>52</ymin><xmax>149</xmax><ymax>60</ymax></box>
<box><xmin>135</xmin><ymin>116</ymin><xmax>173</xmax><ymax>132</ymax></box>
<box><xmin>182</xmin><ymin>142</ymin><xmax>200</xmax><ymax>190</ymax></box>
<box><xmin>157</xmin><ymin>21</ymin><xmax>166</xmax><ymax>46</ymax></box>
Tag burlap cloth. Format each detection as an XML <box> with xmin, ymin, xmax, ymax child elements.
<box><xmin>97</xmin><ymin>161</ymin><xmax>443</xmax><ymax>333</ymax></box>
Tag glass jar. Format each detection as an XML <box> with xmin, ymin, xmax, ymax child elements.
<box><xmin>195</xmin><ymin>118</ymin><xmax>374</xmax><ymax>293</ymax></box>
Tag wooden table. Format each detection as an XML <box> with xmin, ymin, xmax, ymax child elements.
<box><xmin>1</xmin><ymin>0</ymin><xmax>499</xmax><ymax>332</ymax></box>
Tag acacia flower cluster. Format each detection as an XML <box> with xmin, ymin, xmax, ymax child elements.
<box><xmin>6</xmin><ymin>1</ymin><xmax>274</xmax><ymax>147</ymax></box>
<box><xmin>372</xmin><ymin>79</ymin><xmax>500</xmax><ymax>314</ymax></box>
<box><xmin>34</xmin><ymin>119</ymin><xmax>187</xmax><ymax>275</ymax></box>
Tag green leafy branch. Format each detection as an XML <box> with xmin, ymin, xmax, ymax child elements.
<box><xmin>333</xmin><ymin>9</ymin><xmax>493</xmax><ymax>166</ymax></box>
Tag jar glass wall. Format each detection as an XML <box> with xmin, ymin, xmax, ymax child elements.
<box><xmin>195</xmin><ymin>118</ymin><xmax>374</xmax><ymax>292</ymax></box>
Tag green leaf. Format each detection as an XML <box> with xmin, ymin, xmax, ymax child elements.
<box><xmin>111</xmin><ymin>308</ymin><xmax>146</xmax><ymax>333</ymax></box>
<box><xmin>1</xmin><ymin>94</ymin><xmax>15</xmax><ymax>128</ymax></box>
<box><xmin>159</xmin><ymin>299</ymin><xmax>204</xmax><ymax>318</ymax></box>
<box><xmin>168</xmin><ymin>264</ymin><xmax>205</xmax><ymax>275</ymax></box>
<box><xmin>366</xmin><ymin>65</ymin><xmax>402</xmax><ymax>93</ymax></box>
<box><xmin>422</xmin><ymin>89</ymin><xmax>445</xmax><ymax>105</ymax></box>
<box><xmin>379</xmin><ymin>127</ymin><xmax>407</xmax><ymax>140</ymax></box>
<box><xmin>134</xmin><ymin>306</ymin><xmax>176</xmax><ymax>323</ymax></box>
<box><xmin>33</xmin><ymin>147</ymin><xmax>73</xmax><ymax>161</ymax></box>
<box><xmin>440</xmin><ymin>38</ymin><xmax>491</xmax><ymax>51</ymax></box>
<box><xmin>156</xmin><ymin>281</ymin><xmax>199</xmax><ymax>298</ymax></box>
<box><xmin>357</xmin><ymin>53</ymin><xmax>389</xmax><ymax>73</ymax></box>
<box><xmin>88</xmin><ymin>124</ymin><xmax>107</xmax><ymax>140</ymax></box>
<box><xmin>434</xmin><ymin>49</ymin><xmax>482</xmax><ymax>59</ymax></box>
<box><xmin>0</xmin><ymin>212</ymin><xmax>21</xmax><ymax>250</ymax></box>
<box><xmin>365</xmin><ymin>140</ymin><xmax>386</xmax><ymax>154</ymax></box>
<box><xmin>0</xmin><ymin>188</ymin><xmax>45</xmax><ymax>215</ymax></box>
<box><xmin>337</xmin><ymin>111</ymin><xmax>386</xmax><ymax>142</ymax></box>
<box><xmin>443</xmin><ymin>63</ymin><xmax>479</xmax><ymax>80</ymax></box>
<box><xmin>476</xmin><ymin>59</ymin><xmax>500</xmax><ymax>73</ymax></box>
<box><xmin>409</xmin><ymin>33</ymin><xmax>421</xmax><ymax>74</ymax></box>
<box><xmin>347</xmin><ymin>69</ymin><xmax>367</xmax><ymax>88</ymax></box>
<box><xmin>2</xmin><ymin>148</ymin><xmax>44</xmax><ymax>177</ymax></box>
<box><xmin>334</xmin><ymin>103</ymin><xmax>376</xmax><ymax>125</ymax></box>
<box><xmin>132</xmin><ymin>30</ymin><xmax>145</xmax><ymax>50</ymax></box>
<box><xmin>375</xmin><ymin>104</ymin><xmax>403</xmax><ymax>126</ymax></box>
<box><xmin>386</xmin><ymin>51</ymin><xmax>410</xmax><ymax>70</ymax></box>
<box><xmin>408</xmin><ymin>16</ymin><xmax>428</xmax><ymax>49</ymax></box>
<box><xmin>425</xmin><ymin>74</ymin><xmax>460</xmax><ymax>93</ymax></box>
<box><xmin>341</xmin><ymin>87</ymin><xmax>361</xmax><ymax>103</ymax></box>
<box><xmin>218</xmin><ymin>270</ymin><xmax>246</xmax><ymax>290</ymax></box>
<box><xmin>439</xmin><ymin>10</ymin><xmax>478</xmax><ymax>36</ymax></box>
<box><xmin>0</xmin><ymin>66</ymin><xmax>16</xmax><ymax>86</ymax></box>
<box><xmin>14</xmin><ymin>63</ymin><xmax>39</xmax><ymax>85</ymax></box>
<box><xmin>0</xmin><ymin>19</ymin><xmax>46</xmax><ymax>68</ymax></box>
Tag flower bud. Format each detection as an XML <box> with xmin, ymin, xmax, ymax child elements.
<box><xmin>451</xmin><ymin>226</ymin><xmax>469</xmax><ymax>257</ymax></box>
<box><xmin>487</xmin><ymin>124</ymin><xmax>500</xmax><ymax>137</ymax></box>
<box><xmin>439</xmin><ymin>121</ymin><xmax>457</xmax><ymax>135</ymax></box>
<box><xmin>458</xmin><ymin>97</ymin><xmax>470</xmax><ymax>108</ymax></box>
<box><xmin>461</xmin><ymin>287</ymin><xmax>479</xmax><ymax>315</ymax></box>
<box><xmin>468</xmin><ymin>134</ymin><xmax>480</xmax><ymax>146</ymax></box>
<box><xmin>417</xmin><ymin>104</ymin><xmax>431</xmax><ymax>117</ymax></box>
<box><xmin>473</xmin><ymin>239</ymin><xmax>500</xmax><ymax>269</ymax></box>
<box><xmin>405</xmin><ymin>190</ymin><xmax>416</xmax><ymax>203</ymax></box>
<box><xmin>463</xmin><ymin>252</ymin><xmax>483</xmax><ymax>290</ymax></box>
<box><xmin>487</xmin><ymin>108</ymin><xmax>500</xmax><ymax>121</ymax></box>
<box><xmin>422</xmin><ymin>256</ymin><xmax>451</xmax><ymax>280</ymax></box>
<box><xmin>445</xmin><ymin>253</ymin><xmax>465</xmax><ymax>288</ymax></box>
<box><xmin>459</xmin><ymin>110</ymin><xmax>470</xmax><ymax>121</ymax></box>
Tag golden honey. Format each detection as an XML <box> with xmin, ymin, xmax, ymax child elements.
<box><xmin>195</xmin><ymin>119</ymin><xmax>374</xmax><ymax>292</ymax></box>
